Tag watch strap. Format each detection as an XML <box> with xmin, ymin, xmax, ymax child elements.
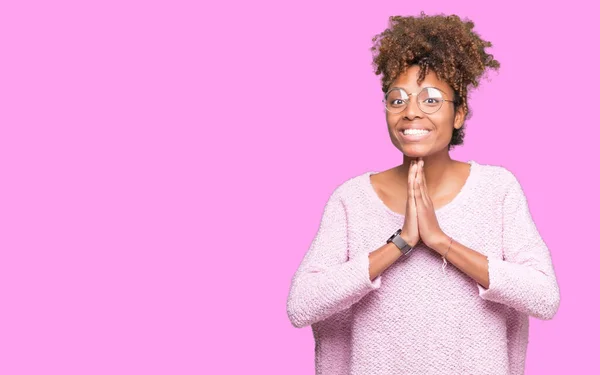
<box><xmin>386</xmin><ymin>228</ymin><xmax>414</xmax><ymax>256</ymax></box>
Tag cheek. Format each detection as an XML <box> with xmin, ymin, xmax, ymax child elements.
<box><xmin>429</xmin><ymin>112</ymin><xmax>456</xmax><ymax>132</ymax></box>
<box><xmin>385</xmin><ymin>115</ymin><xmax>400</xmax><ymax>133</ymax></box>
<box><xmin>385</xmin><ymin>113</ymin><xmax>397</xmax><ymax>126</ymax></box>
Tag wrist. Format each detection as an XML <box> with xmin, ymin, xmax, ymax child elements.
<box><xmin>399</xmin><ymin>232</ymin><xmax>418</xmax><ymax>248</ymax></box>
<box><xmin>431</xmin><ymin>233</ymin><xmax>451</xmax><ymax>254</ymax></box>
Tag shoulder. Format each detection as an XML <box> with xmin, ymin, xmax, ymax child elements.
<box><xmin>471</xmin><ymin>160</ymin><xmax>521</xmax><ymax>193</ymax></box>
<box><xmin>325</xmin><ymin>170</ymin><xmax>374</xmax><ymax>204</ymax></box>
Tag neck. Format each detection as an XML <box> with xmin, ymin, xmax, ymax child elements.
<box><xmin>398</xmin><ymin>150</ymin><xmax>456</xmax><ymax>196</ymax></box>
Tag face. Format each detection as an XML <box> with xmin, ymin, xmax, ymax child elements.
<box><xmin>385</xmin><ymin>65</ymin><xmax>464</xmax><ymax>158</ymax></box>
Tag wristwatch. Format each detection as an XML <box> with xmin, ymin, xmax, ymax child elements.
<box><xmin>386</xmin><ymin>228</ymin><xmax>414</xmax><ymax>256</ymax></box>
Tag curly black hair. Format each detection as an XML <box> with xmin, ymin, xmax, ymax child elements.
<box><xmin>371</xmin><ymin>12</ymin><xmax>500</xmax><ymax>149</ymax></box>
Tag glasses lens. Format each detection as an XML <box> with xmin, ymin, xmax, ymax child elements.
<box><xmin>418</xmin><ymin>87</ymin><xmax>444</xmax><ymax>113</ymax></box>
<box><xmin>385</xmin><ymin>88</ymin><xmax>409</xmax><ymax>113</ymax></box>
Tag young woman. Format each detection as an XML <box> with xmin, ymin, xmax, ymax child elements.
<box><xmin>286</xmin><ymin>12</ymin><xmax>560</xmax><ymax>375</ymax></box>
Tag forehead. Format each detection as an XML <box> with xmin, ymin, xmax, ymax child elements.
<box><xmin>389</xmin><ymin>65</ymin><xmax>451</xmax><ymax>92</ymax></box>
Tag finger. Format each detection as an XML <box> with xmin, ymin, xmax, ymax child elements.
<box><xmin>408</xmin><ymin>161</ymin><xmax>417</xmax><ymax>205</ymax></box>
<box><xmin>417</xmin><ymin>163</ymin><xmax>427</xmax><ymax>205</ymax></box>
<box><xmin>414</xmin><ymin>161</ymin><xmax>422</xmax><ymax>201</ymax></box>
<box><xmin>421</xmin><ymin>162</ymin><xmax>434</xmax><ymax>206</ymax></box>
<box><xmin>421</xmin><ymin>161</ymin><xmax>429</xmax><ymax>197</ymax></box>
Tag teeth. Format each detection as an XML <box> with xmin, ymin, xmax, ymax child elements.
<box><xmin>403</xmin><ymin>129</ymin><xmax>430</xmax><ymax>135</ymax></box>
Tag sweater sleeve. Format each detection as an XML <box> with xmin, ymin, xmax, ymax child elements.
<box><xmin>286</xmin><ymin>189</ymin><xmax>382</xmax><ymax>328</ymax></box>
<box><xmin>476</xmin><ymin>171</ymin><xmax>561</xmax><ymax>320</ymax></box>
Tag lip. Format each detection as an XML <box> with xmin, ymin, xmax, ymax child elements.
<box><xmin>398</xmin><ymin>129</ymin><xmax>433</xmax><ymax>142</ymax></box>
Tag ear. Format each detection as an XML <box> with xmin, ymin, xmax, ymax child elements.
<box><xmin>453</xmin><ymin>105</ymin><xmax>466</xmax><ymax>130</ymax></box>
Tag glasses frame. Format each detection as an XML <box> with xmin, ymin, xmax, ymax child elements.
<box><xmin>383</xmin><ymin>86</ymin><xmax>455</xmax><ymax>115</ymax></box>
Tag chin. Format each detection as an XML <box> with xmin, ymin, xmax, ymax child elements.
<box><xmin>399</xmin><ymin>145</ymin><xmax>435</xmax><ymax>158</ymax></box>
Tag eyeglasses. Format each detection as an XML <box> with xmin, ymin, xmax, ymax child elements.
<box><xmin>383</xmin><ymin>87</ymin><xmax>455</xmax><ymax>115</ymax></box>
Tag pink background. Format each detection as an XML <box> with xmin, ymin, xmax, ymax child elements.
<box><xmin>0</xmin><ymin>1</ymin><xmax>597</xmax><ymax>374</ymax></box>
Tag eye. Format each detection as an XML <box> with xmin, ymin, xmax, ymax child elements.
<box><xmin>424</xmin><ymin>98</ymin><xmax>440</xmax><ymax>104</ymax></box>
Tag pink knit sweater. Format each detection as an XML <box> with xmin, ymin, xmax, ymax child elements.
<box><xmin>286</xmin><ymin>160</ymin><xmax>560</xmax><ymax>375</ymax></box>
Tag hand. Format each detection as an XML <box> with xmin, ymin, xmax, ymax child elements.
<box><xmin>400</xmin><ymin>160</ymin><xmax>420</xmax><ymax>248</ymax></box>
<box><xmin>414</xmin><ymin>158</ymin><xmax>446</xmax><ymax>249</ymax></box>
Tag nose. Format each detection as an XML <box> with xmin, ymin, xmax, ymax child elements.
<box><xmin>403</xmin><ymin>95</ymin><xmax>423</xmax><ymax>120</ymax></box>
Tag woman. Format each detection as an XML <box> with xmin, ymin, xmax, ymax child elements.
<box><xmin>286</xmin><ymin>12</ymin><xmax>560</xmax><ymax>375</ymax></box>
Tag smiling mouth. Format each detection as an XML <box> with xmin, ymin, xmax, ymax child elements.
<box><xmin>399</xmin><ymin>129</ymin><xmax>432</xmax><ymax>141</ymax></box>
<box><xmin>402</xmin><ymin>128</ymin><xmax>431</xmax><ymax>135</ymax></box>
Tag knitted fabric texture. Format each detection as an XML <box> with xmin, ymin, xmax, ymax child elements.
<box><xmin>286</xmin><ymin>160</ymin><xmax>560</xmax><ymax>375</ymax></box>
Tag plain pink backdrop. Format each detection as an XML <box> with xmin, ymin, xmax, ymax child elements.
<box><xmin>0</xmin><ymin>1</ymin><xmax>597</xmax><ymax>374</ymax></box>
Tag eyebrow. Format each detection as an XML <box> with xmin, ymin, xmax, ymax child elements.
<box><xmin>388</xmin><ymin>86</ymin><xmax>448</xmax><ymax>94</ymax></box>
